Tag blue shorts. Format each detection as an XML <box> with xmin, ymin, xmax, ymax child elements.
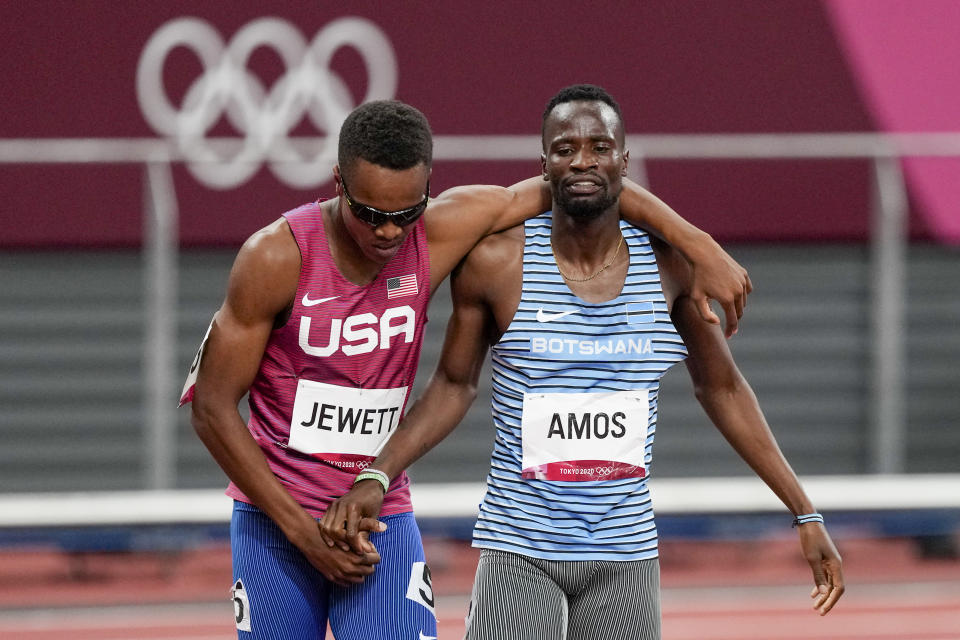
<box><xmin>230</xmin><ymin>501</ymin><xmax>437</xmax><ymax>640</ymax></box>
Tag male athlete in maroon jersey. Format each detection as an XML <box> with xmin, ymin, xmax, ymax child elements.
<box><xmin>230</xmin><ymin>199</ymin><xmax>431</xmax><ymax>519</ymax></box>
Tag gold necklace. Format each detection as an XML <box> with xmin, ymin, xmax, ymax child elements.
<box><xmin>552</xmin><ymin>235</ymin><xmax>624</xmax><ymax>282</ymax></box>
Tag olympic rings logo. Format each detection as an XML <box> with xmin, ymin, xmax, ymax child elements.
<box><xmin>580</xmin><ymin>463</ymin><xmax>640</xmax><ymax>477</ymax></box>
<box><xmin>137</xmin><ymin>17</ymin><xmax>398</xmax><ymax>189</ymax></box>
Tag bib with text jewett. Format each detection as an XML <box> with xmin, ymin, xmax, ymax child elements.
<box><xmin>288</xmin><ymin>379</ymin><xmax>407</xmax><ymax>472</ymax></box>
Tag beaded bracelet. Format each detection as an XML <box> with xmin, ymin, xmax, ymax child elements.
<box><xmin>792</xmin><ymin>512</ymin><xmax>824</xmax><ymax>528</ymax></box>
<box><xmin>354</xmin><ymin>468</ymin><xmax>390</xmax><ymax>494</ymax></box>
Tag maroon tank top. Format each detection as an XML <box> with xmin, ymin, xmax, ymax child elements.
<box><xmin>226</xmin><ymin>201</ymin><xmax>430</xmax><ymax>517</ymax></box>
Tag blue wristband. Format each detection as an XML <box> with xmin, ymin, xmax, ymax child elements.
<box><xmin>792</xmin><ymin>512</ymin><xmax>824</xmax><ymax>527</ymax></box>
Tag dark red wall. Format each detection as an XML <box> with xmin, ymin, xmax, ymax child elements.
<box><xmin>1</xmin><ymin>1</ymin><xmax>895</xmax><ymax>248</ymax></box>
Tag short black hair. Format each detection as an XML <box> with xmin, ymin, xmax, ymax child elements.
<box><xmin>337</xmin><ymin>100</ymin><xmax>433</xmax><ymax>180</ymax></box>
<box><xmin>541</xmin><ymin>84</ymin><xmax>625</xmax><ymax>143</ymax></box>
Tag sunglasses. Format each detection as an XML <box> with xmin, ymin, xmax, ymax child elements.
<box><xmin>341</xmin><ymin>178</ymin><xmax>430</xmax><ymax>228</ymax></box>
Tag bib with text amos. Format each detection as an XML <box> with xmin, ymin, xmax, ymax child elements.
<box><xmin>521</xmin><ymin>390</ymin><xmax>649</xmax><ymax>481</ymax></box>
<box><xmin>288</xmin><ymin>379</ymin><xmax>407</xmax><ymax>473</ymax></box>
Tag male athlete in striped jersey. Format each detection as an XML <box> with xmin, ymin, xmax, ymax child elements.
<box><xmin>184</xmin><ymin>99</ymin><xmax>752</xmax><ymax>640</ymax></box>
<box><xmin>325</xmin><ymin>87</ymin><xmax>844</xmax><ymax>639</ymax></box>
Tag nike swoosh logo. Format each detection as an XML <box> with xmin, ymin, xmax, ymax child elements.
<box><xmin>302</xmin><ymin>294</ymin><xmax>339</xmax><ymax>307</ymax></box>
<box><xmin>536</xmin><ymin>308</ymin><xmax>577</xmax><ymax>323</ymax></box>
<box><xmin>419</xmin><ymin>633</ymin><xmax>437</xmax><ymax>640</ymax></box>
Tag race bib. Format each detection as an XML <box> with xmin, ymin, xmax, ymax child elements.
<box><xmin>231</xmin><ymin>579</ymin><xmax>251</xmax><ymax>632</ymax></box>
<box><xmin>288</xmin><ymin>379</ymin><xmax>407</xmax><ymax>472</ymax></box>
<box><xmin>521</xmin><ymin>390</ymin><xmax>649</xmax><ymax>481</ymax></box>
<box><xmin>405</xmin><ymin>561</ymin><xmax>436</xmax><ymax>618</ymax></box>
<box><xmin>179</xmin><ymin>317</ymin><xmax>213</xmax><ymax>406</ymax></box>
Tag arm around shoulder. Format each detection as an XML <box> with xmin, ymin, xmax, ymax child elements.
<box><xmin>424</xmin><ymin>178</ymin><xmax>549</xmax><ymax>289</ymax></box>
<box><xmin>619</xmin><ymin>179</ymin><xmax>752</xmax><ymax>337</ymax></box>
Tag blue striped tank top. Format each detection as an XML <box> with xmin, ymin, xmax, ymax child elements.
<box><xmin>471</xmin><ymin>211</ymin><xmax>687</xmax><ymax>561</ymax></box>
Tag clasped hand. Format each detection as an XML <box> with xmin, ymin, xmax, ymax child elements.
<box><xmin>320</xmin><ymin>479</ymin><xmax>388</xmax><ymax>558</ymax></box>
<box><xmin>292</xmin><ymin>481</ymin><xmax>387</xmax><ymax>587</ymax></box>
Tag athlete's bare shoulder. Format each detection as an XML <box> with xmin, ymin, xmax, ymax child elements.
<box><xmin>423</xmin><ymin>178</ymin><xmax>549</xmax><ymax>292</ymax></box>
<box><xmin>422</xmin><ymin>186</ymin><xmax>504</xmax><ymax>291</ymax></box>
<box><xmin>240</xmin><ymin>217</ymin><xmax>300</xmax><ymax>266</ymax></box>
<box><xmin>464</xmin><ymin>223</ymin><xmax>524</xmax><ymax>270</ymax></box>
<box><xmin>227</xmin><ymin>217</ymin><xmax>301</xmax><ymax>322</ymax></box>
<box><xmin>424</xmin><ymin>185</ymin><xmax>520</xmax><ymax>249</ymax></box>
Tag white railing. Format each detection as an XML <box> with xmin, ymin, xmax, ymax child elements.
<box><xmin>2</xmin><ymin>474</ymin><xmax>959</xmax><ymax>528</ymax></box>
<box><xmin>3</xmin><ymin>132</ymin><xmax>960</xmax><ymax>488</ymax></box>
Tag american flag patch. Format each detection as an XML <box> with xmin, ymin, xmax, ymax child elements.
<box><xmin>387</xmin><ymin>274</ymin><xmax>418</xmax><ymax>299</ymax></box>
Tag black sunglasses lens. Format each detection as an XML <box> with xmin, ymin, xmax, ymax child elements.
<box><xmin>342</xmin><ymin>177</ymin><xmax>428</xmax><ymax>227</ymax></box>
<box><xmin>355</xmin><ymin>203</ymin><xmax>426</xmax><ymax>227</ymax></box>
<box><xmin>394</xmin><ymin>203</ymin><xmax>427</xmax><ymax>226</ymax></box>
<box><xmin>354</xmin><ymin>206</ymin><xmax>385</xmax><ymax>227</ymax></box>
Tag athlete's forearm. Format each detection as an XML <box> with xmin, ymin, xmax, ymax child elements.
<box><xmin>626</xmin><ymin>181</ymin><xmax>751</xmax><ymax>336</ymax></box>
<box><xmin>317</xmin><ymin>380</ymin><xmax>476</xmax><ymax>554</ymax></box>
<box><xmin>372</xmin><ymin>373</ymin><xmax>478</xmax><ymax>480</ymax></box>
<box><xmin>694</xmin><ymin>379</ymin><xmax>816</xmax><ymax>516</ymax></box>
<box><xmin>713</xmin><ymin>372</ymin><xmax>846</xmax><ymax>618</ymax></box>
<box><xmin>191</xmin><ymin>403</ymin><xmax>317</xmax><ymax>543</ymax></box>
<box><xmin>675</xmin><ymin>296</ymin><xmax>813</xmax><ymax>515</ymax></box>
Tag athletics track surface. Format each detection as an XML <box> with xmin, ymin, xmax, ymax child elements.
<box><xmin>1</xmin><ymin>537</ymin><xmax>958</xmax><ymax>639</ymax></box>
